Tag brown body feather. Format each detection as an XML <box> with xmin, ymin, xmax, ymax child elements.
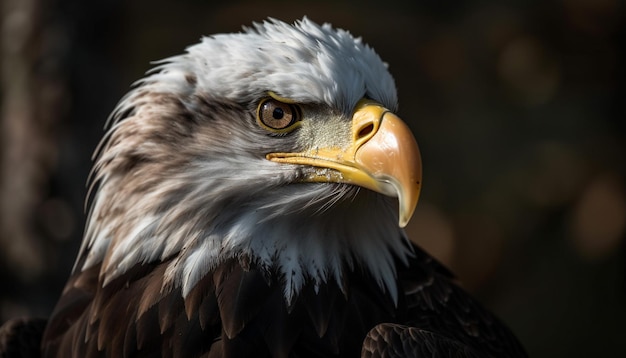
<box><xmin>39</xmin><ymin>244</ymin><xmax>526</xmax><ymax>357</ymax></box>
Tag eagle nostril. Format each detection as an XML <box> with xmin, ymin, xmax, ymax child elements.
<box><xmin>357</xmin><ymin>123</ymin><xmax>375</xmax><ymax>140</ymax></box>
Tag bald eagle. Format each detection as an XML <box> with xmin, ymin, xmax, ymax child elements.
<box><xmin>1</xmin><ymin>18</ymin><xmax>526</xmax><ymax>357</ymax></box>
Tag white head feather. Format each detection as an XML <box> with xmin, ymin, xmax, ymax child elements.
<box><xmin>79</xmin><ymin>18</ymin><xmax>411</xmax><ymax>305</ymax></box>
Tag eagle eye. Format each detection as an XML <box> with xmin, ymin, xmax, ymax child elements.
<box><xmin>257</xmin><ymin>98</ymin><xmax>301</xmax><ymax>132</ymax></box>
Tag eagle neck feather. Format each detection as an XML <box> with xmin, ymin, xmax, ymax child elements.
<box><xmin>85</xmin><ymin>167</ymin><xmax>413</xmax><ymax>306</ymax></box>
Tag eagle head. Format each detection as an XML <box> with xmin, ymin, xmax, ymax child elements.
<box><xmin>80</xmin><ymin>18</ymin><xmax>422</xmax><ymax>305</ymax></box>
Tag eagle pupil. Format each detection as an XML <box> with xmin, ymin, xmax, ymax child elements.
<box><xmin>272</xmin><ymin>107</ymin><xmax>284</xmax><ymax>119</ymax></box>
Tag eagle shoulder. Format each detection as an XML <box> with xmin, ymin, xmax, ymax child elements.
<box><xmin>41</xmin><ymin>244</ymin><xmax>527</xmax><ymax>358</ymax></box>
<box><xmin>41</xmin><ymin>255</ymin><xmax>401</xmax><ymax>357</ymax></box>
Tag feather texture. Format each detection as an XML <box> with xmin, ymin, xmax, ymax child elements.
<box><xmin>33</xmin><ymin>18</ymin><xmax>528</xmax><ymax>358</ymax></box>
<box><xmin>42</xmin><ymin>245</ymin><xmax>526</xmax><ymax>357</ymax></box>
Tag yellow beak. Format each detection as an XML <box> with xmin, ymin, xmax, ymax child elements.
<box><xmin>266</xmin><ymin>99</ymin><xmax>422</xmax><ymax>227</ymax></box>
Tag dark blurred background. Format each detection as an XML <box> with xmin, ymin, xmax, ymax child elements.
<box><xmin>1</xmin><ymin>0</ymin><xmax>624</xmax><ymax>356</ymax></box>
